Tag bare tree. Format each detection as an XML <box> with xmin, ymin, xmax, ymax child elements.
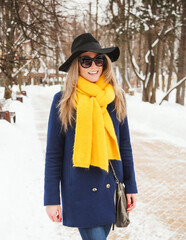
<box><xmin>128</xmin><ymin>0</ymin><xmax>181</xmax><ymax>103</ymax></box>
<box><xmin>103</xmin><ymin>0</ymin><xmax>185</xmax><ymax>105</ymax></box>
<box><xmin>0</xmin><ymin>0</ymin><xmax>68</xmax><ymax>98</ymax></box>
<box><xmin>176</xmin><ymin>0</ymin><xmax>186</xmax><ymax>105</ymax></box>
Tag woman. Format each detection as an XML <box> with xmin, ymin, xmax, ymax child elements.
<box><xmin>44</xmin><ymin>33</ymin><xmax>138</xmax><ymax>240</ymax></box>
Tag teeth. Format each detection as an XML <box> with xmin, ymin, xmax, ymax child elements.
<box><xmin>88</xmin><ymin>71</ymin><xmax>98</xmax><ymax>74</ymax></box>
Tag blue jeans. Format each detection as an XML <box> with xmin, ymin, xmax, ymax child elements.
<box><xmin>78</xmin><ymin>223</ymin><xmax>112</xmax><ymax>240</ymax></box>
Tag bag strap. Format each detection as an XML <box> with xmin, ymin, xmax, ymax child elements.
<box><xmin>109</xmin><ymin>161</ymin><xmax>119</xmax><ymax>184</ymax></box>
<box><xmin>109</xmin><ymin>161</ymin><xmax>119</xmax><ymax>231</ymax></box>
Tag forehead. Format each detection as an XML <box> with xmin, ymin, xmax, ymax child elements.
<box><xmin>79</xmin><ymin>52</ymin><xmax>99</xmax><ymax>58</ymax></box>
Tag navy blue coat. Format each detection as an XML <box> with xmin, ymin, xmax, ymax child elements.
<box><xmin>44</xmin><ymin>91</ymin><xmax>138</xmax><ymax>228</ymax></box>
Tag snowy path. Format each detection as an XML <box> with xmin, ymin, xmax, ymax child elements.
<box><xmin>2</xmin><ymin>85</ymin><xmax>184</xmax><ymax>240</ymax></box>
<box><xmin>132</xmin><ymin>132</ymin><xmax>186</xmax><ymax>240</ymax></box>
<box><xmin>28</xmin><ymin>86</ymin><xmax>82</xmax><ymax>240</ymax></box>
<box><xmin>110</xmin><ymin>131</ymin><xmax>186</xmax><ymax>240</ymax></box>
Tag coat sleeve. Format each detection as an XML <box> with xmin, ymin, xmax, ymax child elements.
<box><xmin>44</xmin><ymin>92</ymin><xmax>65</xmax><ymax>206</ymax></box>
<box><xmin>119</xmin><ymin>116</ymin><xmax>138</xmax><ymax>194</ymax></box>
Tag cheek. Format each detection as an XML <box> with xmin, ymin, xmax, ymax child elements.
<box><xmin>79</xmin><ymin>64</ymin><xmax>89</xmax><ymax>77</ymax></box>
<box><xmin>97</xmin><ymin>66</ymin><xmax>103</xmax><ymax>77</ymax></box>
<box><xmin>79</xmin><ymin>63</ymin><xmax>84</xmax><ymax>73</ymax></box>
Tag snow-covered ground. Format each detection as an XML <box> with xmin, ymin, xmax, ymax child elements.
<box><xmin>127</xmin><ymin>88</ymin><xmax>186</xmax><ymax>148</ymax></box>
<box><xmin>0</xmin><ymin>85</ymin><xmax>66</xmax><ymax>240</ymax></box>
<box><xmin>0</xmin><ymin>84</ymin><xmax>185</xmax><ymax>240</ymax></box>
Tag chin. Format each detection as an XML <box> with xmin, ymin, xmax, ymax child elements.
<box><xmin>87</xmin><ymin>74</ymin><xmax>101</xmax><ymax>82</ymax></box>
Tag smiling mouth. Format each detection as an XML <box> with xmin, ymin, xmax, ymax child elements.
<box><xmin>88</xmin><ymin>71</ymin><xmax>98</xmax><ymax>75</ymax></box>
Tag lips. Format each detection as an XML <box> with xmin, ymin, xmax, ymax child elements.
<box><xmin>88</xmin><ymin>71</ymin><xmax>98</xmax><ymax>75</ymax></box>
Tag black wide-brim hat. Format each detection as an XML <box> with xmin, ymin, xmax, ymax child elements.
<box><xmin>59</xmin><ymin>33</ymin><xmax>120</xmax><ymax>72</ymax></box>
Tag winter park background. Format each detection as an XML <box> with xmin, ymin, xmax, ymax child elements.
<box><xmin>0</xmin><ymin>0</ymin><xmax>186</xmax><ymax>240</ymax></box>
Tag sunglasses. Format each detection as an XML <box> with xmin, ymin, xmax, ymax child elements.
<box><xmin>78</xmin><ymin>54</ymin><xmax>106</xmax><ymax>68</ymax></box>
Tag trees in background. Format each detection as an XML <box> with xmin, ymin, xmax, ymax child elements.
<box><xmin>176</xmin><ymin>0</ymin><xmax>186</xmax><ymax>105</ymax></box>
<box><xmin>0</xmin><ymin>0</ymin><xmax>68</xmax><ymax>98</ymax></box>
<box><xmin>104</xmin><ymin>0</ymin><xmax>185</xmax><ymax>105</ymax></box>
<box><xmin>0</xmin><ymin>0</ymin><xmax>185</xmax><ymax>105</ymax></box>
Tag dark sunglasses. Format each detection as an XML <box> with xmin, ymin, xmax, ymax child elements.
<box><xmin>78</xmin><ymin>54</ymin><xmax>106</xmax><ymax>68</ymax></box>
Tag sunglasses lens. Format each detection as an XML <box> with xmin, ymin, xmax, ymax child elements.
<box><xmin>80</xmin><ymin>58</ymin><xmax>92</xmax><ymax>68</ymax></box>
<box><xmin>79</xmin><ymin>55</ymin><xmax>106</xmax><ymax>68</ymax></box>
<box><xmin>95</xmin><ymin>55</ymin><xmax>105</xmax><ymax>66</ymax></box>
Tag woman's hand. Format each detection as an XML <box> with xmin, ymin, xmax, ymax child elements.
<box><xmin>126</xmin><ymin>194</ymin><xmax>137</xmax><ymax>213</ymax></box>
<box><xmin>45</xmin><ymin>205</ymin><xmax>62</xmax><ymax>222</ymax></box>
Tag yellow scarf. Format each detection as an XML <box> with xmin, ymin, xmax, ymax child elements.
<box><xmin>73</xmin><ymin>74</ymin><xmax>121</xmax><ymax>172</ymax></box>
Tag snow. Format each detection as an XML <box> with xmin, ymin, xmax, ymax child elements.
<box><xmin>132</xmin><ymin>56</ymin><xmax>139</xmax><ymax>72</ymax></box>
<box><xmin>0</xmin><ymin>87</ymin><xmax>5</xmax><ymax>99</ymax></box>
<box><xmin>145</xmin><ymin>72</ymin><xmax>150</xmax><ymax>88</ymax></box>
<box><xmin>160</xmin><ymin>77</ymin><xmax>186</xmax><ymax>103</ymax></box>
<box><xmin>0</xmin><ymin>84</ymin><xmax>185</xmax><ymax>240</ymax></box>
<box><xmin>147</xmin><ymin>4</ymin><xmax>153</xmax><ymax>19</ymax></box>
<box><xmin>152</xmin><ymin>38</ymin><xmax>159</xmax><ymax>48</ymax></box>
<box><xmin>131</xmin><ymin>56</ymin><xmax>145</xmax><ymax>81</ymax></box>
<box><xmin>31</xmin><ymin>68</ymin><xmax>37</xmax><ymax>73</ymax></box>
<box><xmin>127</xmin><ymin>89</ymin><xmax>186</xmax><ymax>148</ymax></box>
<box><xmin>0</xmin><ymin>97</ymin><xmax>45</xmax><ymax>240</ymax></box>
<box><xmin>0</xmin><ymin>86</ymin><xmax>67</xmax><ymax>240</ymax></box>
<box><xmin>48</xmin><ymin>69</ymin><xmax>56</xmax><ymax>74</ymax></box>
<box><xmin>38</xmin><ymin>66</ymin><xmax>45</xmax><ymax>73</ymax></box>
<box><xmin>144</xmin><ymin>23</ymin><xmax>150</xmax><ymax>31</ymax></box>
<box><xmin>23</xmin><ymin>69</ymin><xmax>29</xmax><ymax>76</ymax></box>
<box><xmin>145</xmin><ymin>50</ymin><xmax>150</xmax><ymax>63</ymax></box>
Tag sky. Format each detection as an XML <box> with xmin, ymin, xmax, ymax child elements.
<box><xmin>61</xmin><ymin>0</ymin><xmax>109</xmax><ymax>23</ymax></box>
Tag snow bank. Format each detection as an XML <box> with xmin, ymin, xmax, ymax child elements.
<box><xmin>0</xmin><ymin>86</ymin><xmax>5</xmax><ymax>99</ymax></box>
<box><xmin>0</xmin><ymin>93</ymin><xmax>63</xmax><ymax>240</ymax></box>
<box><xmin>126</xmin><ymin>90</ymin><xmax>186</xmax><ymax>148</ymax></box>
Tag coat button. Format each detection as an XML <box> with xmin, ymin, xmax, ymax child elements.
<box><xmin>106</xmin><ymin>184</ymin><xmax>110</xmax><ymax>188</ymax></box>
<box><xmin>92</xmin><ymin>188</ymin><xmax>98</xmax><ymax>192</ymax></box>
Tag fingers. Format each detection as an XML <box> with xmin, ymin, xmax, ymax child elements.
<box><xmin>57</xmin><ymin>205</ymin><xmax>62</xmax><ymax>222</ymax></box>
<box><xmin>53</xmin><ymin>211</ymin><xmax>60</xmax><ymax>222</ymax></box>
<box><xmin>48</xmin><ymin>215</ymin><xmax>55</xmax><ymax>222</ymax></box>
<box><xmin>45</xmin><ymin>205</ymin><xmax>62</xmax><ymax>222</ymax></box>
<box><xmin>126</xmin><ymin>194</ymin><xmax>137</xmax><ymax>213</ymax></box>
<box><xmin>126</xmin><ymin>194</ymin><xmax>131</xmax><ymax>207</ymax></box>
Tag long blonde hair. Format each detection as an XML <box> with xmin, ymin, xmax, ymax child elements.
<box><xmin>57</xmin><ymin>54</ymin><xmax>127</xmax><ymax>133</ymax></box>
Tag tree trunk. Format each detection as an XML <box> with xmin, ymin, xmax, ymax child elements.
<box><xmin>176</xmin><ymin>0</ymin><xmax>186</xmax><ymax>105</ymax></box>
<box><xmin>161</xmin><ymin>40</ymin><xmax>166</xmax><ymax>92</ymax></box>
<box><xmin>55</xmin><ymin>45</ymin><xmax>60</xmax><ymax>84</ymax></box>
<box><xmin>151</xmin><ymin>38</ymin><xmax>162</xmax><ymax>103</ymax></box>
<box><xmin>165</xmin><ymin>38</ymin><xmax>174</xmax><ymax>101</ymax></box>
<box><xmin>143</xmin><ymin>30</ymin><xmax>155</xmax><ymax>103</ymax></box>
<box><xmin>137</xmin><ymin>31</ymin><xmax>142</xmax><ymax>88</ymax></box>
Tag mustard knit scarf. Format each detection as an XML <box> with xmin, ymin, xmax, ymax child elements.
<box><xmin>73</xmin><ymin>74</ymin><xmax>121</xmax><ymax>172</ymax></box>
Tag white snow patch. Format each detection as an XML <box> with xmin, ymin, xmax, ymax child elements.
<box><xmin>126</xmin><ymin>90</ymin><xmax>186</xmax><ymax>148</ymax></box>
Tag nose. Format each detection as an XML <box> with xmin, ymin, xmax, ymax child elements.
<box><xmin>91</xmin><ymin>61</ymin><xmax>96</xmax><ymax>67</ymax></box>
<box><xmin>91</xmin><ymin>60</ymin><xmax>97</xmax><ymax>68</ymax></box>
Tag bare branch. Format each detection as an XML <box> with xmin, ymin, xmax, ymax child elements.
<box><xmin>159</xmin><ymin>77</ymin><xmax>186</xmax><ymax>105</ymax></box>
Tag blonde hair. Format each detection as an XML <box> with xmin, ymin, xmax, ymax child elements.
<box><xmin>57</xmin><ymin>54</ymin><xmax>127</xmax><ymax>133</ymax></box>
